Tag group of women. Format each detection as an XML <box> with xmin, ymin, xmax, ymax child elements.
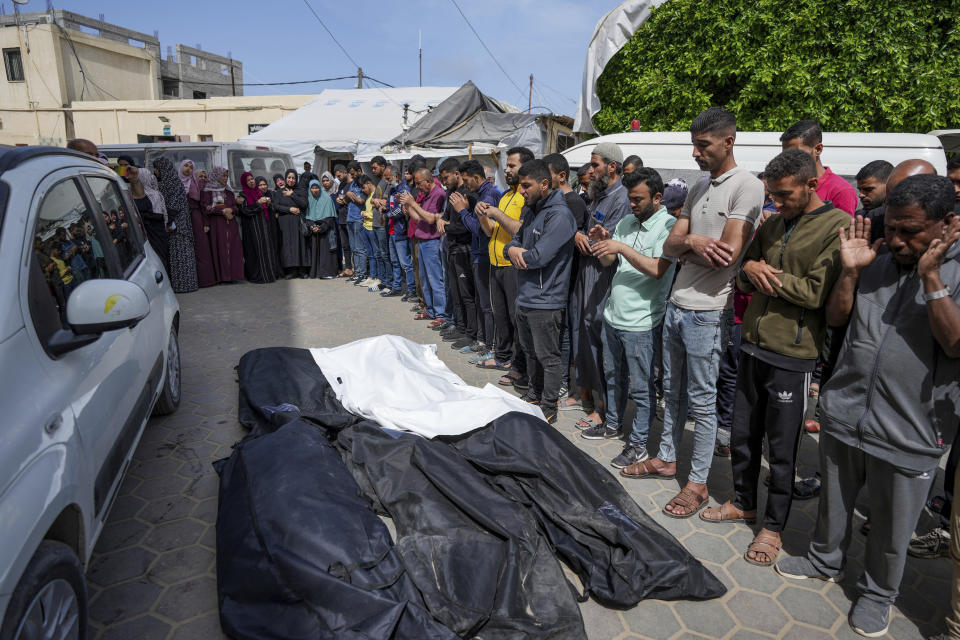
<box><xmin>138</xmin><ymin>160</ymin><xmax>341</xmax><ymax>293</ymax></box>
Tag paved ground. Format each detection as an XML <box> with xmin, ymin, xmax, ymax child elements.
<box><xmin>85</xmin><ymin>279</ymin><xmax>951</xmax><ymax>640</ymax></box>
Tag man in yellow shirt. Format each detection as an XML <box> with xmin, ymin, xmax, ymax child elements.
<box><xmin>475</xmin><ymin>147</ymin><xmax>533</xmax><ymax>389</ymax></box>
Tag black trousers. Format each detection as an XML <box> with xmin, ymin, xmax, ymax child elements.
<box><xmin>473</xmin><ymin>258</ymin><xmax>494</xmax><ymax>346</ymax></box>
<box><xmin>516</xmin><ymin>306</ymin><xmax>564</xmax><ymax>415</ymax></box>
<box><xmin>715</xmin><ymin>323</ymin><xmax>742</xmax><ymax>444</ymax></box>
<box><xmin>731</xmin><ymin>351</ymin><xmax>810</xmax><ymax>532</ymax></box>
<box><xmin>337</xmin><ymin>221</ymin><xmax>351</xmax><ymax>270</ymax></box>
<box><xmin>448</xmin><ymin>246</ymin><xmax>477</xmax><ymax>340</ymax></box>
<box><xmin>490</xmin><ymin>265</ymin><xmax>525</xmax><ymax>375</ymax></box>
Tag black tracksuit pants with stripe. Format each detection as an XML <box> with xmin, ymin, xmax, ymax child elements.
<box><xmin>731</xmin><ymin>350</ymin><xmax>811</xmax><ymax>532</ymax></box>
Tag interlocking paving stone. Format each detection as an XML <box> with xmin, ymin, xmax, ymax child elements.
<box><xmin>84</xmin><ymin>280</ymin><xmax>947</xmax><ymax>639</ymax></box>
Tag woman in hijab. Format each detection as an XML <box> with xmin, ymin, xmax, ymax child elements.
<box><xmin>237</xmin><ymin>171</ymin><xmax>278</xmax><ymax>283</ymax></box>
<box><xmin>273</xmin><ymin>169</ymin><xmax>309</xmax><ymax>279</ymax></box>
<box><xmin>135</xmin><ymin>166</ymin><xmax>171</xmax><ymax>272</ymax></box>
<box><xmin>320</xmin><ymin>170</ymin><xmax>339</xmax><ymax>197</ymax></box>
<box><xmin>154</xmin><ymin>157</ymin><xmax>198</xmax><ymax>293</ymax></box>
<box><xmin>260</xmin><ymin>176</ymin><xmax>282</xmax><ymax>271</ymax></box>
<box><xmin>201</xmin><ymin>166</ymin><xmax>244</xmax><ymax>283</ymax></box>
<box><xmin>305</xmin><ymin>178</ymin><xmax>339</xmax><ymax>278</ymax></box>
<box><xmin>180</xmin><ymin>159</ymin><xmax>216</xmax><ymax>287</ymax></box>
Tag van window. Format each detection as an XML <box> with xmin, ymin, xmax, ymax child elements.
<box><xmin>100</xmin><ymin>149</ymin><xmax>146</xmax><ymax>168</ymax></box>
<box><xmin>227</xmin><ymin>149</ymin><xmax>294</xmax><ymax>187</ymax></box>
<box><xmin>146</xmin><ymin>148</ymin><xmax>214</xmax><ymax>177</ymax></box>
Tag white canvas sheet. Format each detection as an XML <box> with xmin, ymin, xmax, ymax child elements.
<box><xmin>310</xmin><ymin>335</ymin><xmax>543</xmax><ymax>438</ymax></box>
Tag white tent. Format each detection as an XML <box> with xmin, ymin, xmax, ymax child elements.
<box><xmin>239</xmin><ymin>86</ymin><xmax>458</xmax><ymax>167</ymax></box>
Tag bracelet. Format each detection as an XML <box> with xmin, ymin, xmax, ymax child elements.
<box><xmin>924</xmin><ymin>287</ymin><xmax>951</xmax><ymax>302</ymax></box>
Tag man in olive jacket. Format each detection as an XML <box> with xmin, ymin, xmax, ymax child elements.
<box><xmin>701</xmin><ymin>149</ymin><xmax>850</xmax><ymax>568</ymax></box>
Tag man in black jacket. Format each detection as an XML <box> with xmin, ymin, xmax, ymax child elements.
<box><xmin>439</xmin><ymin>158</ymin><xmax>478</xmax><ymax>348</ymax></box>
<box><xmin>504</xmin><ymin>160</ymin><xmax>576</xmax><ymax>424</ymax></box>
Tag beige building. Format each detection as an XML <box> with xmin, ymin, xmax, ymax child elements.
<box><xmin>0</xmin><ymin>9</ymin><xmax>245</xmax><ymax>146</ymax></box>
<box><xmin>70</xmin><ymin>95</ymin><xmax>316</xmax><ymax>145</ymax></box>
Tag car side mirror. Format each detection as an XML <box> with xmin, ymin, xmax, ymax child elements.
<box><xmin>66</xmin><ymin>279</ymin><xmax>149</xmax><ymax>334</ymax></box>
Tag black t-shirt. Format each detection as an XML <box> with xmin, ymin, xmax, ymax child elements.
<box><xmin>443</xmin><ymin>185</ymin><xmax>477</xmax><ymax>246</ymax></box>
<box><xmin>335</xmin><ymin>181</ymin><xmax>350</xmax><ymax>224</ymax></box>
<box><xmin>563</xmin><ymin>190</ymin><xmax>589</xmax><ymax>233</ymax></box>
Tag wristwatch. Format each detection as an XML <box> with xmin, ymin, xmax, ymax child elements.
<box><xmin>924</xmin><ymin>287</ymin><xmax>951</xmax><ymax>302</ymax></box>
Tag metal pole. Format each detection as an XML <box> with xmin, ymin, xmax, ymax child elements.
<box><xmin>418</xmin><ymin>30</ymin><xmax>422</xmax><ymax>87</ymax></box>
<box><xmin>528</xmin><ymin>74</ymin><xmax>533</xmax><ymax>113</ymax></box>
<box><xmin>356</xmin><ymin>67</ymin><xmax>363</xmax><ymax>89</ymax></box>
<box><xmin>229</xmin><ymin>56</ymin><xmax>236</xmax><ymax>97</ymax></box>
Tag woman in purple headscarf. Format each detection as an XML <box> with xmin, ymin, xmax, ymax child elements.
<box><xmin>201</xmin><ymin>166</ymin><xmax>244</xmax><ymax>283</ymax></box>
<box><xmin>179</xmin><ymin>159</ymin><xmax>216</xmax><ymax>287</ymax></box>
<box><xmin>236</xmin><ymin>171</ymin><xmax>278</xmax><ymax>283</ymax></box>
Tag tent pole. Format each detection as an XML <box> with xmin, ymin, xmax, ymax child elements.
<box><xmin>528</xmin><ymin>74</ymin><xmax>533</xmax><ymax>113</ymax></box>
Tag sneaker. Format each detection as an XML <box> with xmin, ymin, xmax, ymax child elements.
<box><xmin>451</xmin><ymin>337</ymin><xmax>473</xmax><ymax>350</ymax></box>
<box><xmin>848</xmin><ymin>597</ymin><xmax>890</xmax><ymax>638</ymax></box>
<box><xmin>367</xmin><ymin>279</ymin><xmax>382</xmax><ymax>291</ymax></box>
<box><xmin>581</xmin><ymin>424</ymin><xmax>620</xmax><ymax>440</ymax></box>
<box><xmin>908</xmin><ymin>527</ymin><xmax>951</xmax><ymax>558</ymax></box>
<box><xmin>774</xmin><ymin>556</ymin><xmax>843</xmax><ymax>583</ymax></box>
<box><xmin>353</xmin><ymin>276</ymin><xmax>367</xmax><ymax>285</ymax></box>
<box><xmin>520</xmin><ymin>392</ymin><xmax>541</xmax><ymax>404</ymax></box>
<box><xmin>714</xmin><ymin>442</ymin><xmax>731</xmax><ymax>457</ymax></box>
<box><xmin>611</xmin><ymin>444</ymin><xmax>648</xmax><ymax>469</ymax></box>
<box><xmin>557</xmin><ymin>386</ymin><xmax>569</xmax><ymax>402</ymax></box>
<box><xmin>378</xmin><ymin>283</ymin><xmax>388</xmax><ymax>291</ymax></box>
<box><xmin>377</xmin><ymin>287</ymin><xmax>393</xmax><ymax>296</ymax></box>
<box><xmin>512</xmin><ymin>377</ymin><xmax>530</xmax><ymax>391</ymax></box>
<box><xmin>381</xmin><ymin>289</ymin><xmax>402</xmax><ymax>298</ymax></box>
<box><xmin>543</xmin><ymin>411</ymin><xmax>558</xmax><ymax>425</ymax></box>
<box><xmin>459</xmin><ymin>342</ymin><xmax>480</xmax><ymax>354</ymax></box>
<box><xmin>469</xmin><ymin>350</ymin><xmax>493</xmax><ymax>365</ymax></box>
<box><xmin>441</xmin><ymin>331</ymin><xmax>465</xmax><ymax>342</ymax></box>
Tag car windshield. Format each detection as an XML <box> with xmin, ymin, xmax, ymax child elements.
<box><xmin>227</xmin><ymin>149</ymin><xmax>295</xmax><ymax>188</ymax></box>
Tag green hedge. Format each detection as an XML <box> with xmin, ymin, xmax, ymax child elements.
<box><xmin>594</xmin><ymin>0</ymin><xmax>960</xmax><ymax>134</ymax></box>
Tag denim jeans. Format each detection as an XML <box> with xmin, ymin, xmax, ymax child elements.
<box><xmin>347</xmin><ymin>221</ymin><xmax>366</xmax><ymax>276</ymax></box>
<box><xmin>658</xmin><ymin>301</ymin><xmax>731</xmax><ymax>485</ymax></box>
<box><xmin>417</xmin><ymin>238</ymin><xmax>449</xmax><ymax>320</ymax></box>
<box><xmin>388</xmin><ymin>234</ymin><xmax>415</xmax><ymax>292</ymax></box>
<box><xmin>602</xmin><ymin>320</ymin><xmax>656</xmax><ymax>448</ymax></box>
<box><xmin>373</xmin><ymin>227</ymin><xmax>390</xmax><ymax>282</ymax></box>
<box><xmin>361</xmin><ymin>227</ymin><xmax>379</xmax><ymax>280</ymax></box>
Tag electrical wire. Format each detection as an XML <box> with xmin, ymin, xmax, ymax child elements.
<box><xmin>535</xmin><ymin>79</ymin><xmax>577</xmax><ymax>104</ymax></box>
<box><xmin>177</xmin><ymin>75</ymin><xmax>356</xmax><ymax>87</ymax></box>
<box><xmin>364</xmin><ymin>75</ymin><xmax>395</xmax><ymax>89</ymax></box>
<box><xmin>448</xmin><ymin>0</ymin><xmax>525</xmax><ymax>97</ymax></box>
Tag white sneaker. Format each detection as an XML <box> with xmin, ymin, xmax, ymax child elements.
<box><xmin>360</xmin><ymin>277</ymin><xmax>375</xmax><ymax>287</ymax></box>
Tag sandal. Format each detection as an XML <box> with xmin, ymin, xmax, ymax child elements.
<box><xmin>744</xmin><ymin>530</ymin><xmax>782</xmax><ymax>566</ymax></box>
<box><xmin>700</xmin><ymin>500</ymin><xmax>757</xmax><ymax>524</ymax></box>
<box><xmin>621</xmin><ymin>459</ymin><xmax>677</xmax><ymax>480</ymax></box>
<box><xmin>558</xmin><ymin>397</ymin><xmax>584</xmax><ymax>412</ymax></box>
<box><xmin>477</xmin><ymin>358</ymin><xmax>511</xmax><ymax>370</ymax></box>
<box><xmin>792</xmin><ymin>473</ymin><xmax>821</xmax><ymax>500</ymax></box>
<box><xmin>413</xmin><ymin>312</ymin><xmax>432</xmax><ymax>320</ymax></box>
<box><xmin>662</xmin><ymin>488</ymin><xmax>709</xmax><ymax>519</ymax></box>
<box><xmin>574</xmin><ymin>417</ymin><xmax>599</xmax><ymax>430</ymax></box>
<box><xmin>498</xmin><ymin>372</ymin><xmax>521</xmax><ymax>386</ymax></box>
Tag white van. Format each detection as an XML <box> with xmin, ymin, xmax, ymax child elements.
<box><xmin>98</xmin><ymin>142</ymin><xmax>295</xmax><ymax>188</ymax></box>
<box><xmin>562</xmin><ymin>131</ymin><xmax>947</xmax><ymax>185</ymax></box>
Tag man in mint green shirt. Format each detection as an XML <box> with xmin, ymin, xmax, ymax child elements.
<box><xmin>581</xmin><ymin>169</ymin><xmax>677</xmax><ymax>469</ymax></box>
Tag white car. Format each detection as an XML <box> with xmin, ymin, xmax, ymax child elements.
<box><xmin>0</xmin><ymin>147</ymin><xmax>181</xmax><ymax>640</ymax></box>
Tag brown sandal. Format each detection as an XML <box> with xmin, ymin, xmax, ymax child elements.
<box><xmin>700</xmin><ymin>500</ymin><xmax>757</xmax><ymax>524</ymax></box>
<box><xmin>662</xmin><ymin>488</ymin><xmax>708</xmax><ymax>519</ymax></box>
<box><xmin>744</xmin><ymin>530</ymin><xmax>781</xmax><ymax>566</ymax></box>
<box><xmin>621</xmin><ymin>459</ymin><xmax>676</xmax><ymax>480</ymax></box>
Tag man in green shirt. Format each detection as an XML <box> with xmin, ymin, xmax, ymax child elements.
<box><xmin>580</xmin><ymin>169</ymin><xmax>677</xmax><ymax>469</ymax></box>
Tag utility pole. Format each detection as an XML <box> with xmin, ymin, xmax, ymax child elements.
<box><xmin>356</xmin><ymin>67</ymin><xmax>363</xmax><ymax>89</ymax></box>
<box><xmin>418</xmin><ymin>30</ymin><xmax>422</xmax><ymax>87</ymax></box>
<box><xmin>528</xmin><ymin>74</ymin><xmax>533</xmax><ymax>113</ymax></box>
<box><xmin>228</xmin><ymin>51</ymin><xmax>236</xmax><ymax>97</ymax></box>
<box><xmin>402</xmin><ymin>103</ymin><xmax>409</xmax><ymax>150</ymax></box>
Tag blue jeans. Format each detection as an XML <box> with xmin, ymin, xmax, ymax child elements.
<box><xmin>389</xmin><ymin>234</ymin><xmax>414</xmax><ymax>291</ymax></box>
<box><xmin>602</xmin><ymin>320</ymin><xmax>656</xmax><ymax>448</ymax></box>
<box><xmin>373</xmin><ymin>227</ymin><xmax>390</xmax><ymax>282</ymax></box>
<box><xmin>417</xmin><ymin>238</ymin><xmax>449</xmax><ymax>320</ymax></box>
<box><xmin>347</xmin><ymin>221</ymin><xmax>367</xmax><ymax>276</ymax></box>
<box><xmin>658</xmin><ymin>301</ymin><xmax>731</xmax><ymax>485</ymax></box>
<box><xmin>361</xmin><ymin>227</ymin><xmax>378</xmax><ymax>280</ymax></box>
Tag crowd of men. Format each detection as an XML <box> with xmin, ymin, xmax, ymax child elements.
<box><xmin>331</xmin><ymin>108</ymin><xmax>960</xmax><ymax>639</ymax></box>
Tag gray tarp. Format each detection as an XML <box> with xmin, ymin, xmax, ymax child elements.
<box><xmin>388</xmin><ymin>81</ymin><xmax>511</xmax><ymax>148</ymax></box>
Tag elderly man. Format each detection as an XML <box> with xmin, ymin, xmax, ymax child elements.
<box><xmin>776</xmin><ymin>175</ymin><xmax>960</xmax><ymax>638</ymax></box>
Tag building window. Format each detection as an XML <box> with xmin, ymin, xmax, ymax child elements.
<box><xmin>193</xmin><ymin>91</ymin><xmax>206</xmax><ymax>99</ymax></box>
<box><xmin>198</xmin><ymin>134</ymin><xmax>213</xmax><ymax>142</ymax></box>
<box><xmin>3</xmin><ymin>48</ymin><xmax>24</xmax><ymax>82</ymax></box>
<box><xmin>162</xmin><ymin>78</ymin><xmax>179</xmax><ymax>98</ymax></box>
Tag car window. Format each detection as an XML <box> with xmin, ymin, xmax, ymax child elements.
<box><xmin>146</xmin><ymin>148</ymin><xmax>213</xmax><ymax>178</ymax></box>
<box><xmin>29</xmin><ymin>178</ymin><xmax>111</xmax><ymax>343</ymax></box>
<box><xmin>227</xmin><ymin>149</ymin><xmax>294</xmax><ymax>187</ymax></box>
<box><xmin>86</xmin><ymin>176</ymin><xmax>144</xmax><ymax>275</ymax></box>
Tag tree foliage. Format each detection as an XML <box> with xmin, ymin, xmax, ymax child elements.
<box><xmin>594</xmin><ymin>0</ymin><xmax>960</xmax><ymax>134</ymax></box>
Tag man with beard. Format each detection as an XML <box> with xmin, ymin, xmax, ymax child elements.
<box><xmin>781</xmin><ymin>119</ymin><xmax>858</xmax><ymax>215</ymax></box>
<box><xmin>580</xmin><ymin>168</ymin><xmax>677</xmax><ymax>471</ymax></box>
<box><xmin>438</xmin><ymin>157</ymin><xmax>479</xmax><ymax>348</ymax></box>
<box><xmin>475</xmin><ymin>147</ymin><xmax>533</xmax><ymax>390</ymax></box>
<box><xmin>855</xmin><ymin>160</ymin><xmax>894</xmax><ymax>216</ymax></box>
<box><xmin>334</xmin><ymin>164</ymin><xmax>353</xmax><ymax>276</ymax></box>
<box><xmin>621</xmin><ymin>107</ymin><xmax>764</xmax><ymax>522</ymax></box>
<box><xmin>503</xmin><ymin>159</ymin><xmax>577</xmax><ymax>423</ymax></box>
<box><xmin>776</xmin><ymin>175</ymin><xmax>960</xmax><ymax>638</ymax></box>
<box><xmin>569</xmin><ymin>142</ymin><xmax>631</xmax><ymax>431</ymax></box>
<box><xmin>701</xmin><ymin>149</ymin><xmax>850</xmax><ymax>569</ymax></box>
<box><xmin>577</xmin><ymin>163</ymin><xmax>592</xmax><ymax>203</ymax></box>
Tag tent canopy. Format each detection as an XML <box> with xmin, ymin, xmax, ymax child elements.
<box><xmin>239</xmin><ymin>86</ymin><xmax>458</xmax><ymax>165</ymax></box>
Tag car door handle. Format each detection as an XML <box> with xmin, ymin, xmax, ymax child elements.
<box><xmin>155</xmin><ymin>270</ymin><xmax>164</xmax><ymax>284</ymax></box>
<box><xmin>44</xmin><ymin>414</ymin><xmax>63</xmax><ymax>435</ymax></box>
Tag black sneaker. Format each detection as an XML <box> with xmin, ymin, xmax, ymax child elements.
<box><xmin>381</xmin><ymin>289</ymin><xmax>402</xmax><ymax>298</ymax></box>
<box><xmin>543</xmin><ymin>411</ymin><xmax>558</xmax><ymax>425</ymax></box>
<box><xmin>581</xmin><ymin>424</ymin><xmax>620</xmax><ymax>440</ymax></box>
<box><xmin>520</xmin><ymin>392</ymin><xmax>541</xmax><ymax>404</ymax></box>
<box><xmin>401</xmin><ymin>292</ymin><xmax>414</xmax><ymax>302</ymax></box>
<box><xmin>431</xmin><ymin>321</ymin><xmax>452</xmax><ymax>332</ymax></box>
<box><xmin>512</xmin><ymin>377</ymin><xmax>530</xmax><ymax>391</ymax></box>
<box><xmin>441</xmin><ymin>332</ymin><xmax>465</xmax><ymax>342</ymax></box>
<box><xmin>451</xmin><ymin>337</ymin><xmax>473</xmax><ymax>350</ymax></box>
<box><xmin>611</xmin><ymin>444</ymin><xmax>649</xmax><ymax>469</ymax></box>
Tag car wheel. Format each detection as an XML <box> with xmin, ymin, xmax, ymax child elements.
<box><xmin>152</xmin><ymin>328</ymin><xmax>181</xmax><ymax>416</ymax></box>
<box><xmin>0</xmin><ymin>540</ymin><xmax>86</xmax><ymax>640</ymax></box>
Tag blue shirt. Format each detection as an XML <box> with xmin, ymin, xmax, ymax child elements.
<box><xmin>386</xmin><ymin>181</ymin><xmax>411</xmax><ymax>236</ymax></box>
<box><xmin>346</xmin><ymin>181</ymin><xmax>364</xmax><ymax>223</ymax></box>
<box><xmin>61</xmin><ymin>238</ymin><xmax>88</xmax><ymax>274</ymax></box>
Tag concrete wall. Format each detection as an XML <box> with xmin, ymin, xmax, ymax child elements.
<box><xmin>69</xmin><ymin>95</ymin><xmax>314</xmax><ymax>145</ymax></box>
<box><xmin>161</xmin><ymin>44</ymin><xmax>243</xmax><ymax>99</ymax></box>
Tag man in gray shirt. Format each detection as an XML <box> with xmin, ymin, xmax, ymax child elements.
<box><xmin>620</xmin><ymin>107</ymin><xmax>764</xmax><ymax>522</ymax></box>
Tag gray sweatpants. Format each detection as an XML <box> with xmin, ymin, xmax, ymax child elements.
<box><xmin>807</xmin><ymin>433</ymin><xmax>934</xmax><ymax>605</ymax></box>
